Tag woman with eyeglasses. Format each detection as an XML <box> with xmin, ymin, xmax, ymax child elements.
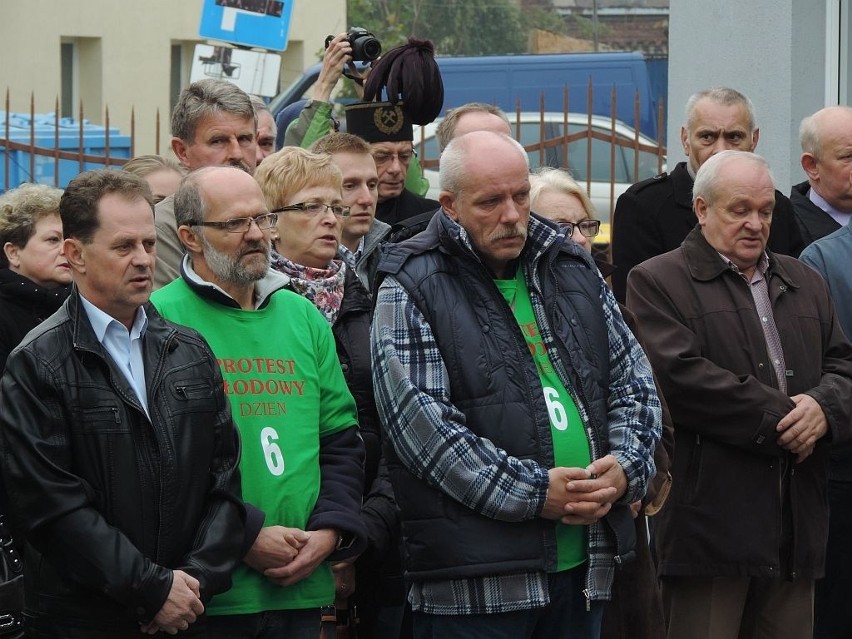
<box><xmin>255</xmin><ymin>147</ymin><xmax>353</xmax><ymax>322</ymax></box>
<box><xmin>529</xmin><ymin>167</ymin><xmax>601</xmax><ymax>253</ymax></box>
<box><xmin>255</xmin><ymin>146</ymin><xmax>407</xmax><ymax>639</ymax></box>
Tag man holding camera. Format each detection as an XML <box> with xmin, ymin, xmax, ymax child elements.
<box><xmin>283</xmin><ymin>33</ymin><xmax>440</xmax><ymax>227</ymax></box>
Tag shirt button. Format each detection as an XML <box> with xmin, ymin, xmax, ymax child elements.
<box><xmin>762</xmin><ymin>317</ymin><xmax>768</xmax><ymax>323</ymax></box>
<box><xmin>774</xmin><ymin>359</ymin><xmax>780</xmax><ymax>365</ymax></box>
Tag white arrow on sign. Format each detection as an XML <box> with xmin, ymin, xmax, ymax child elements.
<box><xmin>221</xmin><ymin>7</ymin><xmax>252</xmax><ymax>31</ymax></box>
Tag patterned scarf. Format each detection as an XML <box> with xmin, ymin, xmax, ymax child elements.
<box><xmin>271</xmin><ymin>253</ymin><xmax>346</xmax><ymax>325</ymax></box>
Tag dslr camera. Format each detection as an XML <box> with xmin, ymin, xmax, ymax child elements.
<box><xmin>325</xmin><ymin>27</ymin><xmax>382</xmax><ymax>62</ymax></box>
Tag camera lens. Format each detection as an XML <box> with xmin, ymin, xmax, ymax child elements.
<box><xmin>361</xmin><ymin>38</ymin><xmax>382</xmax><ymax>60</ymax></box>
<box><xmin>352</xmin><ymin>35</ymin><xmax>382</xmax><ymax>62</ymax></box>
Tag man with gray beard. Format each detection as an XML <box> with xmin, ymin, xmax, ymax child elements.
<box><xmin>151</xmin><ymin>166</ymin><xmax>366</xmax><ymax>638</ymax></box>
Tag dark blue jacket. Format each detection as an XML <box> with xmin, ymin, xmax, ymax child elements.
<box><xmin>377</xmin><ymin>212</ymin><xmax>639</xmax><ymax>581</ymax></box>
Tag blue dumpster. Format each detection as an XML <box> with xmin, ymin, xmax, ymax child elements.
<box><xmin>0</xmin><ymin>112</ymin><xmax>131</xmax><ymax>192</ymax></box>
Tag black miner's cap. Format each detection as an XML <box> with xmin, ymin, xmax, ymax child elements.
<box><xmin>345</xmin><ymin>101</ymin><xmax>413</xmax><ymax>143</ymax></box>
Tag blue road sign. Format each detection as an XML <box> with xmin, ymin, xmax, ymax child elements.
<box><xmin>199</xmin><ymin>0</ymin><xmax>293</xmax><ymax>51</ymax></box>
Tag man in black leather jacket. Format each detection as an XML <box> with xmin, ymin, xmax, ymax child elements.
<box><xmin>0</xmin><ymin>170</ymin><xmax>245</xmax><ymax>638</ymax></box>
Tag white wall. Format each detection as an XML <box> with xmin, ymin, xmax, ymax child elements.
<box><xmin>667</xmin><ymin>0</ymin><xmax>827</xmax><ymax>189</ymax></box>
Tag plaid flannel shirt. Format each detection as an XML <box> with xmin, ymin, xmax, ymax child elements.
<box><xmin>371</xmin><ymin>214</ymin><xmax>661</xmax><ymax>615</ymax></box>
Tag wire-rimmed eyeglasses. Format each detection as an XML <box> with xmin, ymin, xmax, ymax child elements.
<box><xmin>558</xmin><ymin>219</ymin><xmax>601</xmax><ymax>238</ymax></box>
<box><xmin>372</xmin><ymin>150</ymin><xmax>415</xmax><ymax>166</ymax></box>
<box><xmin>271</xmin><ymin>202</ymin><xmax>351</xmax><ymax>218</ymax></box>
<box><xmin>190</xmin><ymin>212</ymin><xmax>279</xmax><ymax>233</ymax></box>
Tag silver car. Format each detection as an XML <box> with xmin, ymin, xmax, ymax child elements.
<box><xmin>414</xmin><ymin>112</ymin><xmax>667</xmax><ymax>247</ymax></box>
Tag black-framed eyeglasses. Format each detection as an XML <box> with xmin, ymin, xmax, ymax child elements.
<box><xmin>190</xmin><ymin>212</ymin><xmax>278</xmax><ymax>233</ymax></box>
<box><xmin>558</xmin><ymin>220</ymin><xmax>601</xmax><ymax>238</ymax></box>
<box><xmin>271</xmin><ymin>202</ymin><xmax>351</xmax><ymax>218</ymax></box>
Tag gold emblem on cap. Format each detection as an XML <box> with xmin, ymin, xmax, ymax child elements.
<box><xmin>374</xmin><ymin>105</ymin><xmax>404</xmax><ymax>135</ymax></box>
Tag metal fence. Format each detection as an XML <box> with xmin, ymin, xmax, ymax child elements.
<box><xmin>0</xmin><ymin>89</ymin><xmax>169</xmax><ymax>192</ymax></box>
<box><xmin>417</xmin><ymin>83</ymin><xmax>668</xmax><ymax>223</ymax></box>
<box><xmin>3</xmin><ymin>85</ymin><xmax>667</xmax><ymax>218</ymax></box>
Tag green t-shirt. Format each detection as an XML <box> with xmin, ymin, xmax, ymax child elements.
<box><xmin>495</xmin><ymin>269</ymin><xmax>591</xmax><ymax>572</ymax></box>
<box><xmin>151</xmin><ymin>279</ymin><xmax>359</xmax><ymax>613</ymax></box>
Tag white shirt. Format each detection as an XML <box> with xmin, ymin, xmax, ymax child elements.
<box><xmin>809</xmin><ymin>187</ymin><xmax>852</xmax><ymax>227</ymax></box>
<box><xmin>79</xmin><ymin>296</ymin><xmax>150</xmax><ymax>418</ymax></box>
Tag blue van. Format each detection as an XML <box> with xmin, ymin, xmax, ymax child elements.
<box><xmin>268</xmin><ymin>51</ymin><xmax>662</xmax><ymax>141</ymax></box>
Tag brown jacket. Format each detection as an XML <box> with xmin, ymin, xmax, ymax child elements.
<box><xmin>626</xmin><ymin>226</ymin><xmax>852</xmax><ymax>580</ymax></box>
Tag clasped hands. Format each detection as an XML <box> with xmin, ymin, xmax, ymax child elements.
<box><xmin>776</xmin><ymin>393</ymin><xmax>828</xmax><ymax>463</ymax></box>
<box><xmin>543</xmin><ymin>454</ymin><xmax>629</xmax><ymax>525</ymax></box>
<box><xmin>139</xmin><ymin>570</ymin><xmax>203</xmax><ymax>635</ymax></box>
<box><xmin>244</xmin><ymin>525</ymin><xmax>338</xmax><ymax>587</ymax></box>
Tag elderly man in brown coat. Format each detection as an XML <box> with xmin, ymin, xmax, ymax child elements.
<box><xmin>627</xmin><ymin>150</ymin><xmax>852</xmax><ymax>639</ymax></box>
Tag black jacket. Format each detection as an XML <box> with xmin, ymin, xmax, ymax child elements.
<box><xmin>375</xmin><ymin>189</ymin><xmax>439</xmax><ymax>226</ymax></box>
<box><xmin>334</xmin><ymin>269</ymin><xmax>380</xmax><ymax>483</ymax></box>
<box><xmin>333</xmin><ymin>267</ymin><xmax>405</xmax><ymax>611</ymax></box>
<box><xmin>611</xmin><ymin>161</ymin><xmax>805</xmax><ymax>302</ymax></box>
<box><xmin>789</xmin><ymin>181</ymin><xmax>842</xmax><ymax>247</ymax></box>
<box><xmin>0</xmin><ymin>268</ymin><xmax>69</xmax><ymax>372</ymax></box>
<box><xmin>0</xmin><ymin>288</ymin><xmax>245</xmax><ymax>634</ymax></box>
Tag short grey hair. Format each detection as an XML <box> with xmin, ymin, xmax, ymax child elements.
<box><xmin>439</xmin><ymin>132</ymin><xmax>529</xmax><ymax>196</ymax></box>
<box><xmin>250</xmin><ymin>94</ymin><xmax>271</xmax><ymax>118</ymax></box>
<box><xmin>685</xmin><ymin>87</ymin><xmax>756</xmax><ymax>133</ymax></box>
<box><xmin>173</xmin><ymin>168</ymin><xmax>213</xmax><ymax>228</ymax></box>
<box><xmin>693</xmin><ymin>150</ymin><xmax>775</xmax><ymax>207</ymax></box>
<box><xmin>171</xmin><ymin>79</ymin><xmax>256</xmax><ymax>143</ymax></box>
<box><xmin>435</xmin><ymin>103</ymin><xmax>510</xmax><ymax>152</ymax></box>
<box><xmin>799</xmin><ymin>106</ymin><xmax>852</xmax><ymax>160</ymax></box>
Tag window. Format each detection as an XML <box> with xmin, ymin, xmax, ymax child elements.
<box><xmin>60</xmin><ymin>42</ymin><xmax>75</xmax><ymax>118</ymax></box>
<box><xmin>826</xmin><ymin>0</ymin><xmax>852</xmax><ymax>104</ymax></box>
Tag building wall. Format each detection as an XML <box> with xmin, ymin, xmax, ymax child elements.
<box><xmin>668</xmin><ymin>0</ymin><xmax>826</xmax><ymax>188</ymax></box>
<box><xmin>0</xmin><ymin>0</ymin><xmax>346</xmax><ymax>156</ymax></box>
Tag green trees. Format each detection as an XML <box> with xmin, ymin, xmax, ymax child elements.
<box><xmin>347</xmin><ymin>0</ymin><xmax>567</xmax><ymax>55</ymax></box>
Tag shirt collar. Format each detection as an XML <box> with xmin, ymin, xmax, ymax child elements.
<box><xmin>715</xmin><ymin>250</ymin><xmax>770</xmax><ymax>282</ymax></box>
<box><xmin>79</xmin><ymin>294</ymin><xmax>148</xmax><ymax>341</ymax></box>
<box><xmin>808</xmin><ymin>186</ymin><xmax>852</xmax><ymax>225</ymax></box>
<box><xmin>338</xmin><ymin>237</ymin><xmax>365</xmax><ymax>267</ymax></box>
<box><xmin>181</xmin><ymin>253</ymin><xmax>290</xmax><ymax>310</ymax></box>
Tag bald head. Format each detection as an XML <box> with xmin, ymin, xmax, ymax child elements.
<box><xmin>439</xmin><ymin>130</ymin><xmax>528</xmax><ymax>196</ymax></box>
<box><xmin>693</xmin><ymin>150</ymin><xmax>775</xmax><ymax>278</ymax></box>
<box><xmin>174</xmin><ymin>166</ymin><xmax>271</xmax><ymax>288</ymax></box>
<box><xmin>435</xmin><ymin>104</ymin><xmax>512</xmax><ymax>152</ymax></box>
<box><xmin>800</xmin><ymin>106</ymin><xmax>852</xmax><ymax>212</ymax></box>
<box><xmin>438</xmin><ymin>131</ymin><xmax>531</xmax><ymax>279</ymax></box>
